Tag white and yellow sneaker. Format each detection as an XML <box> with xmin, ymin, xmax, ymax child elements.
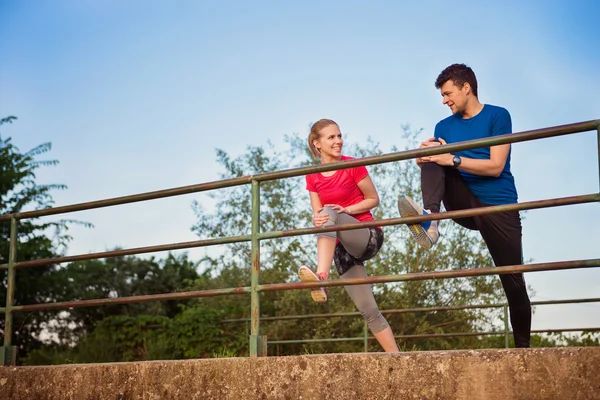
<box><xmin>397</xmin><ymin>195</ymin><xmax>439</xmax><ymax>249</ymax></box>
<box><xmin>298</xmin><ymin>265</ymin><xmax>328</xmax><ymax>303</ymax></box>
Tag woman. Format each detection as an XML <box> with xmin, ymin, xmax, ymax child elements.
<box><xmin>298</xmin><ymin>118</ymin><xmax>399</xmax><ymax>352</ymax></box>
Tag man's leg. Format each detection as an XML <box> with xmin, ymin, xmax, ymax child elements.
<box><xmin>420</xmin><ymin>162</ymin><xmax>446</xmax><ymax>214</ymax></box>
<box><xmin>397</xmin><ymin>163</ymin><xmax>448</xmax><ymax>247</ymax></box>
<box><xmin>477</xmin><ymin>211</ymin><xmax>531</xmax><ymax>348</ymax></box>
<box><xmin>430</xmin><ymin>165</ymin><xmax>479</xmax><ymax>229</ymax></box>
<box><xmin>399</xmin><ymin>163</ymin><xmax>478</xmax><ymax>240</ymax></box>
<box><xmin>433</xmin><ymin>167</ymin><xmax>531</xmax><ymax>347</ymax></box>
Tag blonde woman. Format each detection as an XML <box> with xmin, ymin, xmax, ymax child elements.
<box><xmin>298</xmin><ymin>119</ymin><xmax>399</xmax><ymax>352</ymax></box>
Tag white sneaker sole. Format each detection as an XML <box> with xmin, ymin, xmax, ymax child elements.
<box><xmin>298</xmin><ymin>266</ymin><xmax>327</xmax><ymax>303</ymax></box>
<box><xmin>397</xmin><ymin>196</ymin><xmax>433</xmax><ymax>249</ymax></box>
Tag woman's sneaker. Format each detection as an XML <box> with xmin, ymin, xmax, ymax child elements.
<box><xmin>397</xmin><ymin>195</ymin><xmax>439</xmax><ymax>249</ymax></box>
<box><xmin>298</xmin><ymin>265</ymin><xmax>328</xmax><ymax>303</ymax></box>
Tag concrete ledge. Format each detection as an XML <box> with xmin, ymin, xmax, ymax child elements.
<box><xmin>1</xmin><ymin>348</ymin><xmax>599</xmax><ymax>399</ymax></box>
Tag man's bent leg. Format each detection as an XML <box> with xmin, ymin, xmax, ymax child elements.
<box><xmin>439</xmin><ymin>168</ymin><xmax>480</xmax><ymax>230</ymax></box>
<box><xmin>421</xmin><ymin>162</ymin><xmax>446</xmax><ymax>213</ymax></box>
<box><xmin>397</xmin><ymin>163</ymin><xmax>446</xmax><ymax>248</ymax></box>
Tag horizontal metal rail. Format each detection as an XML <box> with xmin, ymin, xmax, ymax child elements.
<box><xmin>1</xmin><ymin>120</ymin><xmax>597</xmax><ymax>222</ymax></box>
<box><xmin>259</xmin><ymin>193</ymin><xmax>599</xmax><ymax>241</ymax></box>
<box><xmin>2</xmin><ymin>192</ymin><xmax>597</xmax><ymax>271</ymax></box>
<box><xmin>222</xmin><ymin>297</ymin><xmax>600</xmax><ymax>323</ymax></box>
<box><xmin>267</xmin><ymin>327</ymin><xmax>600</xmax><ymax>345</ymax></box>
<box><xmin>223</xmin><ymin>305</ymin><xmax>504</xmax><ymax>322</ymax></box>
<box><xmin>9</xmin><ymin>260</ymin><xmax>598</xmax><ymax>313</ymax></box>
<box><xmin>2</xmin><ymin>234</ymin><xmax>252</xmax><ymax>270</ymax></box>
<box><xmin>259</xmin><ymin>259</ymin><xmax>600</xmax><ymax>292</ymax></box>
<box><xmin>11</xmin><ymin>286</ymin><xmax>251</xmax><ymax>312</ymax></box>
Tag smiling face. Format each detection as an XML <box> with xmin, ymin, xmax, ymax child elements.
<box><xmin>313</xmin><ymin>123</ymin><xmax>343</xmax><ymax>162</ymax></box>
<box><xmin>440</xmin><ymin>79</ymin><xmax>470</xmax><ymax>115</ymax></box>
<box><xmin>435</xmin><ymin>64</ymin><xmax>479</xmax><ymax>117</ymax></box>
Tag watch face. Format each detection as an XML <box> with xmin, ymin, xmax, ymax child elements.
<box><xmin>453</xmin><ymin>156</ymin><xmax>461</xmax><ymax>167</ymax></box>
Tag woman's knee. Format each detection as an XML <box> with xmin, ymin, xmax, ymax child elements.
<box><xmin>319</xmin><ymin>206</ymin><xmax>337</xmax><ymax>220</ymax></box>
<box><xmin>317</xmin><ymin>206</ymin><xmax>338</xmax><ymax>239</ymax></box>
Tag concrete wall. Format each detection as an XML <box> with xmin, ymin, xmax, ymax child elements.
<box><xmin>1</xmin><ymin>347</ymin><xmax>599</xmax><ymax>399</ymax></box>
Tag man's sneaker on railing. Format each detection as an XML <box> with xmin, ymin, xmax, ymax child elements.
<box><xmin>298</xmin><ymin>265</ymin><xmax>328</xmax><ymax>303</ymax></box>
<box><xmin>397</xmin><ymin>195</ymin><xmax>439</xmax><ymax>249</ymax></box>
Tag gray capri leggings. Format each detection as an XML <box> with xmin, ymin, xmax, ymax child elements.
<box><xmin>318</xmin><ymin>206</ymin><xmax>389</xmax><ymax>334</ymax></box>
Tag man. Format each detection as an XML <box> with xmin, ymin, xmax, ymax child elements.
<box><xmin>398</xmin><ymin>63</ymin><xmax>531</xmax><ymax>348</ymax></box>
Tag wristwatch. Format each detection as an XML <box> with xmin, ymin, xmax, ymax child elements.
<box><xmin>452</xmin><ymin>155</ymin><xmax>462</xmax><ymax>169</ymax></box>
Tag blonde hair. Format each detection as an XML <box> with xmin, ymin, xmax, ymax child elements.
<box><xmin>308</xmin><ymin>119</ymin><xmax>339</xmax><ymax>159</ymax></box>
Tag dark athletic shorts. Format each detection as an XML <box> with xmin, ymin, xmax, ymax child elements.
<box><xmin>333</xmin><ymin>227</ymin><xmax>384</xmax><ymax>276</ymax></box>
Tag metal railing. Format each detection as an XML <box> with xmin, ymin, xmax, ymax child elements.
<box><xmin>1</xmin><ymin>120</ymin><xmax>599</xmax><ymax>365</ymax></box>
<box><xmin>224</xmin><ymin>297</ymin><xmax>600</xmax><ymax>352</ymax></box>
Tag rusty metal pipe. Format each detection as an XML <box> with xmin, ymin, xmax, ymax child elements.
<box><xmin>222</xmin><ymin>298</ymin><xmax>600</xmax><ymax>323</ymax></box>
<box><xmin>259</xmin><ymin>259</ymin><xmax>600</xmax><ymax>292</ymax></box>
<box><xmin>256</xmin><ymin>120</ymin><xmax>600</xmax><ymax>182</ymax></box>
<box><xmin>0</xmin><ymin>176</ymin><xmax>253</xmax><ymax>222</ymax></box>
<box><xmin>11</xmin><ymin>193</ymin><xmax>599</xmax><ymax>270</ymax></box>
<box><xmin>268</xmin><ymin>327</ymin><xmax>600</xmax><ymax>345</ymax></box>
<box><xmin>14</xmin><ymin>234</ymin><xmax>251</xmax><ymax>269</ymax></box>
<box><xmin>11</xmin><ymin>286</ymin><xmax>251</xmax><ymax>313</ymax></box>
<box><xmin>260</xmin><ymin>193</ymin><xmax>599</xmax><ymax>240</ymax></box>
<box><xmin>3</xmin><ymin>219</ymin><xmax>18</xmax><ymax>352</ymax></box>
<box><xmin>249</xmin><ymin>180</ymin><xmax>262</xmax><ymax>357</ymax></box>
<box><xmin>1</xmin><ymin>120</ymin><xmax>598</xmax><ymax>222</ymax></box>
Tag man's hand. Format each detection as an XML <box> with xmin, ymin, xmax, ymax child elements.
<box><xmin>418</xmin><ymin>137</ymin><xmax>454</xmax><ymax>167</ymax></box>
<box><xmin>417</xmin><ymin>137</ymin><xmax>442</xmax><ymax>167</ymax></box>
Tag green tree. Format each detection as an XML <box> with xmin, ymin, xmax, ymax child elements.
<box><xmin>0</xmin><ymin>116</ymin><xmax>90</xmax><ymax>360</ymax></box>
<box><xmin>21</xmin><ymin>252</ymin><xmax>202</xmax><ymax>365</ymax></box>
<box><xmin>23</xmin><ymin>304</ymin><xmax>244</xmax><ymax>365</ymax></box>
<box><xmin>48</xmin><ymin>252</ymin><xmax>200</xmax><ymax>343</ymax></box>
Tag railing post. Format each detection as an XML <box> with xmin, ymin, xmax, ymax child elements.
<box><xmin>597</xmin><ymin>125</ymin><xmax>600</xmax><ymax>190</ymax></box>
<box><xmin>503</xmin><ymin>304</ymin><xmax>510</xmax><ymax>349</ymax></box>
<box><xmin>249</xmin><ymin>180</ymin><xmax>266</xmax><ymax>357</ymax></box>
<box><xmin>2</xmin><ymin>218</ymin><xmax>18</xmax><ymax>365</ymax></box>
<box><xmin>363</xmin><ymin>320</ymin><xmax>368</xmax><ymax>352</ymax></box>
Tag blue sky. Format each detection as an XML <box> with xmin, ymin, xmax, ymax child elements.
<box><xmin>1</xmin><ymin>1</ymin><xmax>599</xmax><ymax>333</ymax></box>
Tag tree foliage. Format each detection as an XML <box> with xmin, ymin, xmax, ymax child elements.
<box><xmin>0</xmin><ymin>116</ymin><xmax>88</xmax><ymax>358</ymax></box>
<box><xmin>47</xmin><ymin>253</ymin><xmax>200</xmax><ymax>343</ymax></box>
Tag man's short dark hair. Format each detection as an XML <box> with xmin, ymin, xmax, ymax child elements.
<box><xmin>435</xmin><ymin>63</ymin><xmax>478</xmax><ymax>97</ymax></box>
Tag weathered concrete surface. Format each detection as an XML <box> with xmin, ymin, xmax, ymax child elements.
<box><xmin>1</xmin><ymin>347</ymin><xmax>599</xmax><ymax>400</ymax></box>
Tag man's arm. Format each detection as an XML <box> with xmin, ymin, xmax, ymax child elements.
<box><xmin>420</xmin><ymin>140</ymin><xmax>510</xmax><ymax>177</ymax></box>
<box><xmin>420</xmin><ymin>108</ymin><xmax>512</xmax><ymax>177</ymax></box>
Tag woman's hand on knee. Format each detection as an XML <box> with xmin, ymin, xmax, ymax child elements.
<box><xmin>324</xmin><ymin>204</ymin><xmax>347</xmax><ymax>214</ymax></box>
<box><xmin>313</xmin><ymin>211</ymin><xmax>329</xmax><ymax>227</ymax></box>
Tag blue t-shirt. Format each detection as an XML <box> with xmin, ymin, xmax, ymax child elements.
<box><xmin>434</xmin><ymin>104</ymin><xmax>518</xmax><ymax>205</ymax></box>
